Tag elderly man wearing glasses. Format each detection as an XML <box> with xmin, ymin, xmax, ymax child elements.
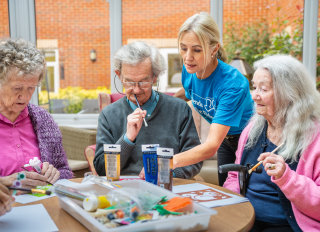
<box><xmin>94</xmin><ymin>41</ymin><xmax>202</xmax><ymax>179</ymax></box>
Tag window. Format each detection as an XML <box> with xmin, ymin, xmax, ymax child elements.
<box><xmin>3</xmin><ymin>0</ymin><xmax>317</xmax><ymax>129</ymax></box>
<box><xmin>42</xmin><ymin>50</ymin><xmax>59</xmax><ymax>93</ymax></box>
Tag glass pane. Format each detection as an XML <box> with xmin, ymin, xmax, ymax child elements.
<box><xmin>44</xmin><ymin>66</ymin><xmax>55</xmax><ymax>92</ymax></box>
<box><xmin>44</xmin><ymin>51</ymin><xmax>56</xmax><ymax>62</ymax></box>
<box><xmin>223</xmin><ymin>0</ymin><xmax>306</xmax><ymax>87</ymax></box>
<box><xmin>0</xmin><ymin>1</ymin><xmax>9</xmax><ymax>37</ymax></box>
<box><xmin>35</xmin><ymin>1</ymin><xmax>110</xmax><ymax>114</ymax></box>
<box><xmin>2</xmin><ymin>0</ymin><xmax>313</xmax><ymax>116</ymax></box>
<box><xmin>123</xmin><ymin>1</ymin><xmax>210</xmax><ymax>93</ymax></box>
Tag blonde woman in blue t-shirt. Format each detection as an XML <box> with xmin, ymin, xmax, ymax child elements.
<box><xmin>173</xmin><ymin>12</ymin><xmax>254</xmax><ymax>186</ymax></box>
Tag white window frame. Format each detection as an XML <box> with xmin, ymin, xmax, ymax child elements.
<box><xmin>44</xmin><ymin>49</ymin><xmax>60</xmax><ymax>93</ymax></box>
<box><xmin>52</xmin><ymin>114</ymin><xmax>99</xmax><ymax>129</ymax></box>
<box><xmin>9</xmin><ymin>0</ymin><xmax>317</xmax><ymax>129</ymax></box>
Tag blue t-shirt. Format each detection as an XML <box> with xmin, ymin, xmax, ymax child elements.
<box><xmin>181</xmin><ymin>60</ymin><xmax>254</xmax><ymax>135</ymax></box>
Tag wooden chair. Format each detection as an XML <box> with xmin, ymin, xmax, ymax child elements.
<box><xmin>84</xmin><ymin>145</ymin><xmax>98</xmax><ymax>175</ymax></box>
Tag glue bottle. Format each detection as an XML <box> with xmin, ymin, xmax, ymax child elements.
<box><xmin>157</xmin><ymin>147</ymin><xmax>174</xmax><ymax>191</ymax></box>
<box><xmin>83</xmin><ymin>195</ymin><xmax>111</xmax><ymax>211</ymax></box>
<box><xmin>104</xmin><ymin>144</ymin><xmax>121</xmax><ymax>181</ymax></box>
<box><xmin>142</xmin><ymin>144</ymin><xmax>159</xmax><ymax>185</ymax></box>
<box><xmin>82</xmin><ymin>188</ymin><xmax>143</xmax><ymax>219</ymax></box>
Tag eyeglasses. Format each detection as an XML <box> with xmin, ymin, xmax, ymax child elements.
<box><xmin>122</xmin><ymin>81</ymin><xmax>153</xmax><ymax>90</ymax></box>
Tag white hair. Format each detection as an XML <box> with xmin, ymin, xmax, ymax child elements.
<box><xmin>246</xmin><ymin>54</ymin><xmax>320</xmax><ymax>162</ymax></box>
<box><xmin>113</xmin><ymin>41</ymin><xmax>166</xmax><ymax>77</ymax></box>
<box><xmin>0</xmin><ymin>39</ymin><xmax>45</xmax><ymax>85</ymax></box>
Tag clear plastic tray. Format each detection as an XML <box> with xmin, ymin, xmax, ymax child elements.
<box><xmin>57</xmin><ymin>179</ymin><xmax>216</xmax><ymax>232</ymax></box>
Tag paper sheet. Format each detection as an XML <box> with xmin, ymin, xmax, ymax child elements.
<box><xmin>14</xmin><ymin>193</ymin><xmax>55</xmax><ymax>204</ymax></box>
<box><xmin>173</xmin><ymin>183</ymin><xmax>248</xmax><ymax>208</ymax></box>
<box><xmin>0</xmin><ymin>204</ymin><xmax>58</xmax><ymax>232</ymax></box>
<box><xmin>119</xmin><ymin>175</ymin><xmax>143</xmax><ymax>180</ymax></box>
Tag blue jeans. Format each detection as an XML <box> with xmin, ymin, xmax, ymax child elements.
<box><xmin>217</xmin><ymin>134</ymin><xmax>240</xmax><ymax>186</ymax></box>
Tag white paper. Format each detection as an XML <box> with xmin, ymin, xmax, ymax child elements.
<box><xmin>14</xmin><ymin>192</ymin><xmax>55</xmax><ymax>204</ymax></box>
<box><xmin>55</xmin><ymin>178</ymin><xmax>82</xmax><ymax>187</ymax></box>
<box><xmin>173</xmin><ymin>183</ymin><xmax>248</xmax><ymax>208</ymax></box>
<box><xmin>0</xmin><ymin>204</ymin><xmax>58</xmax><ymax>232</ymax></box>
<box><xmin>119</xmin><ymin>175</ymin><xmax>142</xmax><ymax>180</ymax></box>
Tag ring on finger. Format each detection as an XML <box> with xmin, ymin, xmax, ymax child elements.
<box><xmin>268</xmin><ymin>164</ymin><xmax>276</xmax><ymax>170</ymax></box>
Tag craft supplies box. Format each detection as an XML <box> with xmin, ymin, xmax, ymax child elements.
<box><xmin>57</xmin><ymin>180</ymin><xmax>216</xmax><ymax>232</ymax></box>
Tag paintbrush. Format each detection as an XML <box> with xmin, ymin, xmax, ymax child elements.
<box><xmin>134</xmin><ymin>94</ymin><xmax>148</xmax><ymax>127</ymax></box>
<box><xmin>9</xmin><ymin>187</ymin><xmax>52</xmax><ymax>195</ymax></box>
<box><xmin>248</xmin><ymin>142</ymin><xmax>284</xmax><ymax>174</ymax></box>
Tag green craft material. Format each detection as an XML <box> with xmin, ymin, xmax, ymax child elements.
<box><xmin>153</xmin><ymin>205</ymin><xmax>183</xmax><ymax>216</ymax></box>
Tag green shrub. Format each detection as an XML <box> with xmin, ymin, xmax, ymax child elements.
<box><xmin>39</xmin><ymin>86</ymin><xmax>110</xmax><ymax>113</ymax></box>
<box><xmin>224</xmin><ymin>21</ymin><xmax>271</xmax><ymax>66</ymax></box>
<box><xmin>224</xmin><ymin>7</ymin><xmax>319</xmax><ymax>79</ymax></box>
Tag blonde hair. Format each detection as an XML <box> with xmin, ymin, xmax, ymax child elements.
<box><xmin>178</xmin><ymin>12</ymin><xmax>227</xmax><ymax>68</ymax></box>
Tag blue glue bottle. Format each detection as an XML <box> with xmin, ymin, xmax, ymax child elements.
<box><xmin>142</xmin><ymin>144</ymin><xmax>159</xmax><ymax>185</ymax></box>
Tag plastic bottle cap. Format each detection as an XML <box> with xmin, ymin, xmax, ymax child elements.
<box><xmin>83</xmin><ymin>196</ymin><xmax>99</xmax><ymax>211</ymax></box>
<box><xmin>97</xmin><ymin>195</ymin><xmax>111</xmax><ymax>208</ymax></box>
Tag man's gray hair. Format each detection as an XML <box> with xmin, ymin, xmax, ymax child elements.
<box><xmin>0</xmin><ymin>38</ymin><xmax>46</xmax><ymax>85</ymax></box>
<box><xmin>246</xmin><ymin>54</ymin><xmax>320</xmax><ymax>162</ymax></box>
<box><xmin>113</xmin><ymin>41</ymin><xmax>166</xmax><ymax>77</ymax></box>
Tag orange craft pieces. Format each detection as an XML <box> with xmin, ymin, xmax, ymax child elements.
<box><xmin>163</xmin><ymin>197</ymin><xmax>193</xmax><ymax>213</ymax></box>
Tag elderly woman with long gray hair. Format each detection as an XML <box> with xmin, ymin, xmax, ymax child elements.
<box><xmin>0</xmin><ymin>39</ymin><xmax>72</xmax><ymax>189</ymax></box>
<box><xmin>224</xmin><ymin>54</ymin><xmax>320</xmax><ymax>231</ymax></box>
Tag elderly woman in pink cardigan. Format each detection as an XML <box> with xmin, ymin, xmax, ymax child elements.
<box><xmin>224</xmin><ymin>55</ymin><xmax>320</xmax><ymax>232</ymax></box>
<box><xmin>0</xmin><ymin>39</ymin><xmax>72</xmax><ymax>188</ymax></box>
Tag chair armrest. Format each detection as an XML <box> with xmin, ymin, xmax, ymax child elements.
<box><xmin>67</xmin><ymin>159</ymin><xmax>89</xmax><ymax>171</ymax></box>
<box><xmin>98</xmin><ymin>92</ymin><xmax>111</xmax><ymax>111</ymax></box>
<box><xmin>84</xmin><ymin>144</ymin><xmax>98</xmax><ymax>175</ymax></box>
<box><xmin>198</xmin><ymin>159</ymin><xmax>219</xmax><ymax>185</ymax></box>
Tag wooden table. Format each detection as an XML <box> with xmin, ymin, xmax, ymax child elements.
<box><xmin>14</xmin><ymin>178</ymin><xmax>255</xmax><ymax>232</ymax></box>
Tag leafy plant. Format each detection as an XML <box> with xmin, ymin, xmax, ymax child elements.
<box><xmin>39</xmin><ymin>86</ymin><xmax>110</xmax><ymax>113</ymax></box>
<box><xmin>224</xmin><ymin>21</ymin><xmax>271</xmax><ymax>66</ymax></box>
<box><xmin>224</xmin><ymin>6</ymin><xmax>319</xmax><ymax>85</ymax></box>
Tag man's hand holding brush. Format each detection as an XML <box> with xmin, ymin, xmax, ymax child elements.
<box><xmin>126</xmin><ymin>108</ymin><xmax>147</xmax><ymax>142</ymax></box>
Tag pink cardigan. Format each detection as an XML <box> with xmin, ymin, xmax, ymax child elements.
<box><xmin>224</xmin><ymin>122</ymin><xmax>320</xmax><ymax>231</ymax></box>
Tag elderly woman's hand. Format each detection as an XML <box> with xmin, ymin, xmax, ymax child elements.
<box><xmin>7</xmin><ymin>172</ymin><xmax>48</xmax><ymax>188</ymax></box>
<box><xmin>0</xmin><ymin>177</ymin><xmax>14</xmax><ymax>216</ymax></box>
<box><xmin>258</xmin><ymin>153</ymin><xmax>286</xmax><ymax>180</ymax></box>
<box><xmin>41</xmin><ymin>162</ymin><xmax>60</xmax><ymax>184</ymax></box>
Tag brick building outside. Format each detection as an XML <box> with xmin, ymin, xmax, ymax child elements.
<box><xmin>0</xmin><ymin>0</ymin><xmax>317</xmax><ymax>92</ymax></box>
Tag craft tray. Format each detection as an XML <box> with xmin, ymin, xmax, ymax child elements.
<box><xmin>57</xmin><ymin>180</ymin><xmax>216</xmax><ymax>232</ymax></box>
